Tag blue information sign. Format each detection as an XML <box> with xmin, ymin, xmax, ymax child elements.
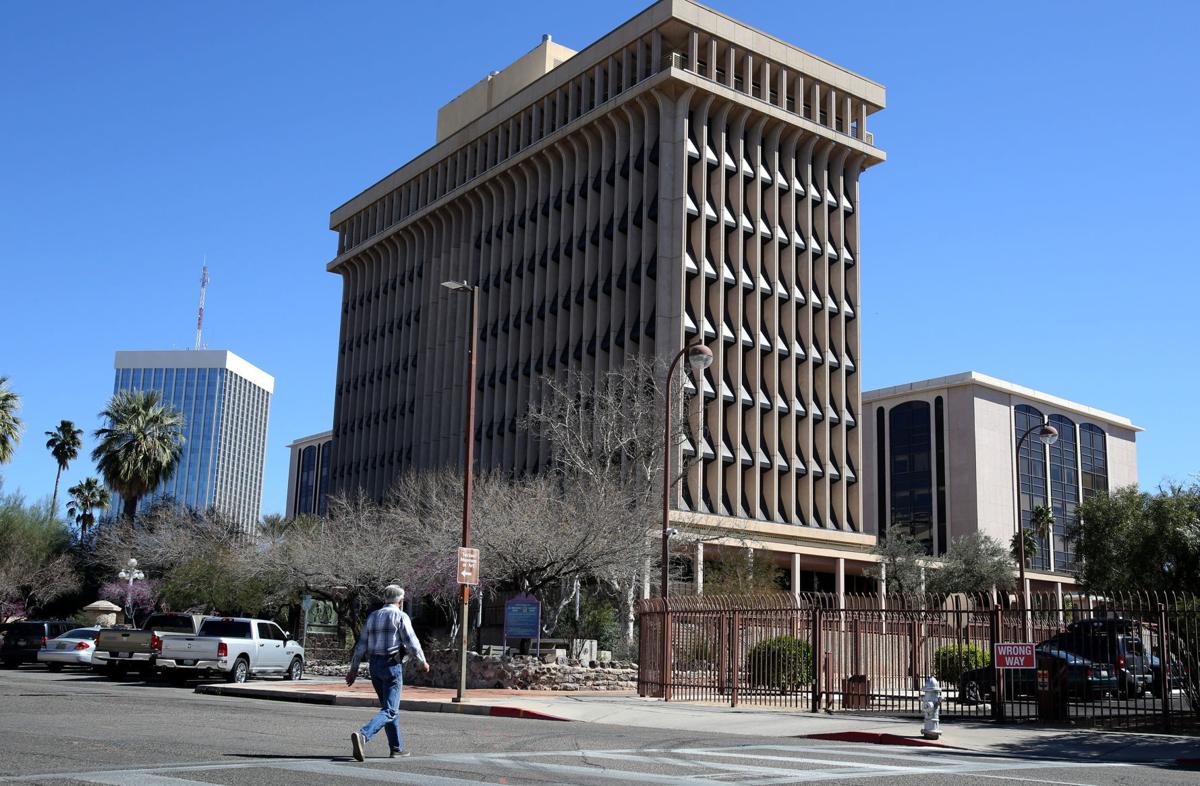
<box><xmin>504</xmin><ymin>594</ymin><xmax>541</xmax><ymax>639</ymax></box>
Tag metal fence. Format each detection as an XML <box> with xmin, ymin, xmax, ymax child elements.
<box><xmin>637</xmin><ymin>591</ymin><xmax>1200</xmax><ymax>731</ymax></box>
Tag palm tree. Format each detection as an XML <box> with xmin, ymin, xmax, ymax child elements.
<box><xmin>92</xmin><ymin>390</ymin><xmax>185</xmax><ymax>520</ymax></box>
<box><xmin>45</xmin><ymin>419</ymin><xmax>83</xmax><ymax>513</ymax></box>
<box><xmin>0</xmin><ymin>376</ymin><xmax>22</xmax><ymax>464</ymax></box>
<box><xmin>66</xmin><ymin>477</ymin><xmax>111</xmax><ymax>536</ymax></box>
<box><xmin>1010</xmin><ymin>506</ymin><xmax>1056</xmax><ymax>569</ymax></box>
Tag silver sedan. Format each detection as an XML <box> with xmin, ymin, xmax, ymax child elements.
<box><xmin>37</xmin><ymin>627</ymin><xmax>102</xmax><ymax>672</ymax></box>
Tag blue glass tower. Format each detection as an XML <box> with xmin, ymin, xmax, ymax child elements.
<box><xmin>112</xmin><ymin>350</ymin><xmax>274</xmax><ymax>530</ymax></box>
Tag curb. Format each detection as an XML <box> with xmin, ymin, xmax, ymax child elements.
<box><xmin>805</xmin><ymin>731</ymin><xmax>954</xmax><ymax>748</ymax></box>
<box><xmin>195</xmin><ymin>684</ymin><xmax>571</xmax><ymax>722</ymax></box>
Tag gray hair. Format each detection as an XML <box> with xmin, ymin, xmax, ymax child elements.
<box><xmin>383</xmin><ymin>585</ymin><xmax>405</xmax><ymax>603</ymax></box>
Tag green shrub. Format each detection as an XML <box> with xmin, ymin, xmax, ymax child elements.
<box><xmin>934</xmin><ymin>643</ymin><xmax>990</xmax><ymax>685</ymax></box>
<box><xmin>746</xmin><ymin>635</ymin><xmax>813</xmax><ymax>691</ymax></box>
<box><xmin>676</xmin><ymin>635</ymin><xmax>717</xmax><ymax>669</ymax></box>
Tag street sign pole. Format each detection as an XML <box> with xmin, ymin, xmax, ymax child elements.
<box><xmin>452</xmin><ymin>286</ymin><xmax>479</xmax><ymax>705</ymax></box>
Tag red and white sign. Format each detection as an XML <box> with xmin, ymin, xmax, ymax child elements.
<box><xmin>994</xmin><ymin>642</ymin><xmax>1035</xmax><ymax>669</ymax></box>
<box><xmin>457</xmin><ymin>547</ymin><xmax>480</xmax><ymax>586</ymax></box>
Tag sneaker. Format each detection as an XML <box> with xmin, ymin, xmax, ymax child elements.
<box><xmin>390</xmin><ymin>750</ymin><xmax>411</xmax><ymax>758</ymax></box>
<box><xmin>350</xmin><ymin>732</ymin><xmax>365</xmax><ymax>762</ymax></box>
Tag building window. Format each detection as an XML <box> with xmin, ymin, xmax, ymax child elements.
<box><xmin>1048</xmin><ymin>414</ymin><xmax>1078</xmax><ymax>572</ymax></box>
<box><xmin>889</xmin><ymin>401</ymin><xmax>933</xmax><ymax>554</ymax></box>
<box><xmin>1080</xmin><ymin>423</ymin><xmax>1108</xmax><ymax>499</ymax></box>
<box><xmin>298</xmin><ymin>445</ymin><xmax>317</xmax><ymax>514</ymax></box>
<box><xmin>1015</xmin><ymin>404</ymin><xmax>1050</xmax><ymax>571</ymax></box>
<box><xmin>875</xmin><ymin>406</ymin><xmax>886</xmax><ymax>537</ymax></box>
<box><xmin>317</xmin><ymin>440</ymin><xmax>332</xmax><ymax>516</ymax></box>
<box><xmin>934</xmin><ymin>396</ymin><xmax>947</xmax><ymax>556</ymax></box>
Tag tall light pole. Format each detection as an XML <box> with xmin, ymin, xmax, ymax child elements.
<box><xmin>661</xmin><ymin>343</ymin><xmax>714</xmax><ymax>599</ymax></box>
<box><xmin>442</xmin><ymin>280</ymin><xmax>478</xmax><ymax>704</ymax></box>
<box><xmin>117</xmin><ymin>558</ymin><xmax>144</xmax><ymax>625</ymax></box>
<box><xmin>1014</xmin><ymin>420</ymin><xmax>1058</xmax><ymax>633</ymax></box>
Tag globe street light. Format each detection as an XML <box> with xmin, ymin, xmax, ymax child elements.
<box><xmin>1014</xmin><ymin>421</ymin><xmax>1058</xmax><ymax>633</ymax></box>
<box><xmin>442</xmin><ymin>279</ymin><xmax>479</xmax><ymax>705</ymax></box>
<box><xmin>661</xmin><ymin>343</ymin><xmax>714</xmax><ymax>599</ymax></box>
<box><xmin>117</xmin><ymin>558</ymin><xmax>144</xmax><ymax>625</ymax></box>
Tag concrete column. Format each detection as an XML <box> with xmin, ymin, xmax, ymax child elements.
<box><xmin>835</xmin><ymin>558</ymin><xmax>845</xmax><ymax>608</ymax></box>
<box><xmin>694</xmin><ymin>542</ymin><xmax>705</xmax><ymax>595</ymax></box>
<box><xmin>919</xmin><ymin>565</ymin><xmax>927</xmax><ymax>595</ymax></box>
<box><xmin>791</xmin><ymin>553</ymin><xmax>801</xmax><ymax>600</ymax></box>
<box><xmin>1055</xmin><ymin>581</ymin><xmax>1064</xmax><ymax>624</ymax></box>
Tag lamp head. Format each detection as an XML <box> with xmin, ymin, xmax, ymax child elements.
<box><xmin>118</xmin><ymin>570</ymin><xmax>128</xmax><ymax>580</ymax></box>
<box><xmin>1037</xmin><ymin>424</ymin><xmax>1059</xmax><ymax>446</ymax></box>
<box><xmin>441</xmin><ymin>280</ymin><xmax>472</xmax><ymax>293</ymax></box>
<box><xmin>686</xmin><ymin>344</ymin><xmax>714</xmax><ymax>371</ymax></box>
<box><xmin>127</xmin><ymin>558</ymin><xmax>138</xmax><ymax>568</ymax></box>
<box><xmin>664</xmin><ymin>527</ymin><xmax>679</xmax><ymax>539</ymax></box>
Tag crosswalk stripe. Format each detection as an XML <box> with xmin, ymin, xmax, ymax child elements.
<box><xmin>273</xmin><ymin>760</ymin><xmax>501</xmax><ymax>785</ymax></box>
<box><xmin>441</xmin><ymin>754</ymin><xmax>736</xmax><ymax>785</ymax></box>
<box><xmin>76</xmin><ymin>775</ymin><xmax>215</xmax><ymax>786</ymax></box>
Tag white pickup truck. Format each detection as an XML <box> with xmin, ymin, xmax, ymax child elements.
<box><xmin>155</xmin><ymin>617</ymin><xmax>305</xmax><ymax>683</ymax></box>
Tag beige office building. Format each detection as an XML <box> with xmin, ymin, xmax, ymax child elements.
<box><xmin>862</xmin><ymin>372</ymin><xmax>1140</xmax><ymax>591</ymax></box>
<box><xmin>326</xmin><ymin>0</ymin><xmax>886</xmax><ymax>590</ymax></box>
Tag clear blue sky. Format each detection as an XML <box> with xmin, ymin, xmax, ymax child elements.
<box><xmin>2</xmin><ymin>1</ymin><xmax>1197</xmax><ymax>516</ymax></box>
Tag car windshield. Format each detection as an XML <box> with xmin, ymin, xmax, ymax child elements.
<box><xmin>145</xmin><ymin>614</ymin><xmax>197</xmax><ymax>633</ymax></box>
<box><xmin>60</xmin><ymin>629</ymin><xmax>99</xmax><ymax>640</ymax></box>
<box><xmin>10</xmin><ymin>623</ymin><xmax>44</xmax><ymax>636</ymax></box>
<box><xmin>198</xmin><ymin>620</ymin><xmax>252</xmax><ymax>639</ymax></box>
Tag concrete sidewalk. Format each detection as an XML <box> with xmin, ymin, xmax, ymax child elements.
<box><xmin>196</xmin><ymin>678</ymin><xmax>1200</xmax><ymax>765</ymax></box>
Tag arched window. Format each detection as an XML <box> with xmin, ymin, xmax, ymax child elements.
<box><xmin>317</xmin><ymin>441</ymin><xmax>333</xmax><ymax>517</ymax></box>
<box><xmin>875</xmin><ymin>406</ymin><xmax>886</xmax><ymax>537</ymax></box>
<box><xmin>298</xmin><ymin>446</ymin><xmax>317</xmax><ymax>515</ymax></box>
<box><xmin>1048</xmin><ymin>414</ymin><xmax>1078</xmax><ymax>572</ymax></box>
<box><xmin>1080</xmin><ymin>424</ymin><xmax>1108</xmax><ymax>499</ymax></box>
<box><xmin>934</xmin><ymin>396</ymin><xmax>947</xmax><ymax>555</ymax></box>
<box><xmin>1015</xmin><ymin>405</ymin><xmax>1049</xmax><ymax>571</ymax></box>
<box><xmin>889</xmin><ymin>401</ymin><xmax>933</xmax><ymax>554</ymax></box>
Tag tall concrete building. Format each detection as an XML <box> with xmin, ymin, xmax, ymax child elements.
<box><xmin>284</xmin><ymin>430</ymin><xmax>333</xmax><ymax>519</ymax></box>
<box><xmin>112</xmin><ymin>350</ymin><xmax>274</xmax><ymax>530</ymax></box>
<box><xmin>862</xmin><ymin>372</ymin><xmax>1140</xmax><ymax>590</ymax></box>
<box><xmin>326</xmin><ymin>0</ymin><xmax>885</xmax><ymax>581</ymax></box>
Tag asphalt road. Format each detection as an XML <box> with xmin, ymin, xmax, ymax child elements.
<box><xmin>1</xmin><ymin>666</ymin><xmax>1195</xmax><ymax>785</ymax></box>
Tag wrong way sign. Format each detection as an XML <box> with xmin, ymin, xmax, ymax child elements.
<box><xmin>457</xmin><ymin>547</ymin><xmax>480</xmax><ymax>586</ymax></box>
<box><xmin>994</xmin><ymin>642</ymin><xmax>1035</xmax><ymax>669</ymax></box>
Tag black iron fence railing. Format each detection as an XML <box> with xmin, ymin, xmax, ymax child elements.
<box><xmin>637</xmin><ymin>591</ymin><xmax>1200</xmax><ymax>731</ymax></box>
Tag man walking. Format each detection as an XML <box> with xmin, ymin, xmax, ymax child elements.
<box><xmin>346</xmin><ymin>585</ymin><xmax>429</xmax><ymax>761</ymax></box>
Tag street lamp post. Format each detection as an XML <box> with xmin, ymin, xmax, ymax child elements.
<box><xmin>117</xmin><ymin>558</ymin><xmax>144</xmax><ymax>625</ymax></box>
<box><xmin>1013</xmin><ymin>420</ymin><xmax>1058</xmax><ymax>634</ymax></box>
<box><xmin>442</xmin><ymin>280</ymin><xmax>479</xmax><ymax>704</ymax></box>
<box><xmin>660</xmin><ymin>343</ymin><xmax>714</xmax><ymax>599</ymax></box>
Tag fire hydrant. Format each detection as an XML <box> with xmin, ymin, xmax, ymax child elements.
<box><xmin>921</xmin><ymin>676</ymin><xmax>942</xmax><ymax>739</ymax></box>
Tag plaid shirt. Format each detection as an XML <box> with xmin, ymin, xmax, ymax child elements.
<box><xmin>349</xmin><ymin>604</ymin><xmax>426</xmax><ymax>672</ymax></box>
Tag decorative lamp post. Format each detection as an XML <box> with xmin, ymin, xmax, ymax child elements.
<box><xmin>442</xmin><ymin>280</ymin><xmax>479</xmax><ymax>704</ymax></box>
<box><xmin>660</xmin><ymin>343</ymin><xmax>714</xmax><ymax>599</ymax></box>
<box><xmin>1014</xmin><ymin>421</ymin><xmax>1058</xmax><ymax>632</ymax></box>
<box><xmin>117</xmin><ymin>558</ymin><xmax>145</xmax><ymax>625</ymax></box>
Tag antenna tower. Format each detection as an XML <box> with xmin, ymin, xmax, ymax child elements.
<box><xmin>194</xmin><ymin>262</ymin><xmax>209</xmax><ymax>350</ymax></box>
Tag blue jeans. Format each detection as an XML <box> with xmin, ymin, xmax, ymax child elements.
<box><xmin>360</xmin><ymin>654</ymin><xmax>403</xmax><ymax>752</ymax></box>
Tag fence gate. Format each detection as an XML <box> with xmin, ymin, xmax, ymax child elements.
<box><xmin>637</xmin><ymin>591</ymin><xmax>1200</xmax><ymax>731</ymax></box>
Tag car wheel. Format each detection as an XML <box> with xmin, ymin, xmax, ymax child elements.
<box><xmin>284</xmin><ymin>657</ymin><xmax>303</xmax><ymax>681</ymax></box>
<box><xmin>46</xmin><ymin>663</ymin><xmax>63</xmax><ymax>673</ymax></box>
<box><xmin>227</xmin><ymin>658</ymin><xmax>250</xmax><ymax>684</ymax></box>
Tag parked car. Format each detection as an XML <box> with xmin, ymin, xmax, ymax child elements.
<box><xmin>958</xmin><ymin>645</ymin><xmax>1118</xmax><ymax>701</ymax></box>
<box><xmin>37</xmin><ymin>627</ymin><xmax>102</xmax><ymax>672</ymax></box>
<box><xmin>1056</xmin><ymin>618</ymin><xmax>1155</xmax><ymax>697</ymax></box>
<box><xmin>94</xmin><ymin>613</ymin><xmax>208</xmax><ymax>677</ymax></box>
<box><xmin>1</xmin><ymin>621</ymin><xmax>74</xmax><ymax>668</ymax></box>
<box><xmin>156</xmin><ymin>617</ymin><xmax>304</xmax><ymax>683</ymax></box>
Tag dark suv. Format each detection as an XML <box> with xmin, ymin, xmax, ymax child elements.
<box><xmin>2</xmin><ymin>620</ymin><xmax>74</xmax><ymax>667</ymax></box>
<box><xmin>1053</xmin><ymin>618</ymin><xmax>1155</xmax><ymax>698</ymax></box>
